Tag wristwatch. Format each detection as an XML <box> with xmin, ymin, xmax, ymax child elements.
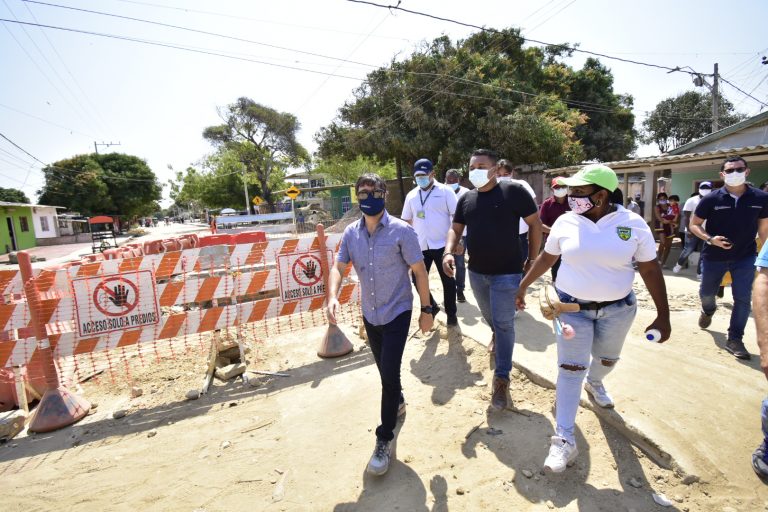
<box><xmin>420</xmin><ymin>305</ymin><xmax>435</xmax><ymax>314</ymax></box>
<box><xmin>705</xmin><ymin>236</ymin><xmax>713</xmax><ymax>245</ymax></box>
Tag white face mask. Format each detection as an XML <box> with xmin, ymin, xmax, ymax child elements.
<box><xmin>469</xmin><ymin>168</ymin><xmax>491</xmax><ymax>189</ymax></box>
<box><xmin>698</xmin><ymin>188</ymin><xmax>711</xmax><ymax>197</ymax></box>
<box><xmin>553</xmin><ymin>188</ymin><xmax>568</xmax><ymax>198</ymax></box>
<box><xmin>496</xmin><ymin>176</ymin><xmax>512</xmax><ymax>183</ymax></box>
<box><xmin>724</xmin><ymin>171</ymin><xmax>746</xmax><ymax>187</ymax></box>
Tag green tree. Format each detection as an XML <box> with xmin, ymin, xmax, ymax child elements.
<box><xmin>641</xmin><ymin>91</ymin><xmax>747</xmax><ymax>153</ymax></box>
<box><xmin>38</xmin><ymin>153</ymin><xmax>161</xmax><ymax>217</ymax></box>
<box><xmin>203</xmin><ymin>98</ymin><xmax>309</xmax><ymax>211</ymax></box>
<box><xmin>567</xmin><ymin>58</ymin><xmax>637</xmax><ymax>161</ymax></box>
<box><xmin>312</xmin><ymin>155</ymin><xmax>397</xmax><ymax>185</ymax></box>
<box><xmin>0</xmin><ymin>187</ymin><xmax>30</xmax><ymax>203</ymax></box>
<box><xmin>316</xmin><ymin>28</ymin><xmax>634</xmax><ymax>200</ymax></box>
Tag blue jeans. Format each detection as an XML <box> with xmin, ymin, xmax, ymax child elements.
<box><xmin>677</xmin><ymin>233</ymin><xmax>702</xmax><ymax>274</ymax></box>
<box><xmin>762</xmin><ymin>398</ymin><xmax>768</xmax><ymax>444</ymax></box>
<box><xmin>454</xmin><ymin>237</ymin><xmax>467</xmax><ymax>292</ymax></box>
<box><xmin>363</xmin><ymin>310</ymin><xmax>411</xmax><ymax>442</ymax></box>
<box><xmin>469</xmin><ymin>270</ymin><xmax>520</xmax><ymax>380</ymax></box>
<box><xmin>699</xmin><ymin>255</ymin><xmax>756</xmax><ymax>342</ymax></box>
<box><xmin>554</xmin><ymin>289</ymin><xmax>637</xmax><ymax>444</ymax></box>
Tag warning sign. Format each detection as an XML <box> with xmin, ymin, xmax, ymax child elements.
<box><xmin>71</xmin><ymin>270</ymin><xmax>160</xmax><ymax>337</ymax></box>
<box><xmin>277</xmin><ymin>250</ymin><xmax>330</xmax><ymax>302</ymax></box>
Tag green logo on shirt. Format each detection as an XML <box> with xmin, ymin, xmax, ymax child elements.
<box><xmin>617</xmin><ymin>226</ymin><xmax>632</xmax><ymax>241</ymax></box>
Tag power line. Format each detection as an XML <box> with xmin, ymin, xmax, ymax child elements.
<box><xmin>0</xmin><ymin>17</ymin><xmax>367</xmax><ymax>81</ymax></box>
<box><xmin>22</xmin><ymin>0</ymin><xmax>377</xmax><ymax>69</ymax></box>
<box><xmin>525</xmin><ymin>0</ymin><xmax>578</xmax><ymax>34</ymax></box>
<box><xmin>0</xmin><ymin>15</ymin><xmax>727</xmax><ymax>123</ymax></box>
<box><xmin>108</xmin><ymin>0</ymin><xmax>411</xmax><ymax>42</ymax></box>
<box><xmin>0</xmin><ymin>131</ymin><xmax>159</xmax><ymax>182</ymax></box>
<box><xmin>0</xmin><ymin>102</ymin><xmax>96</xmax><ymax>137</ymax></box>
<box><xmin>345</xmin><ymin>0</ymin><xmax>702</xmax><ymax>75</ymax></box>
<box><xmin>720</xmin><ymin>76</ymin><xmax>768</xmax><ymax>107</ymax></box>
<box><xmin>21</xmin><ymin>0</ymin><xmax>114</xmax><ymax>135</ymax></box>
<box><xmin>2</xmin><ymin>0</ymin><xmax>107</xmax><ymax>135</ymax></box>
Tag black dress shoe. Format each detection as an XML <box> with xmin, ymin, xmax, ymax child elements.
<box><xmin>457</xmin><ymin>290</ymin><xmax>466</xmax><ymax>303</ymax></box>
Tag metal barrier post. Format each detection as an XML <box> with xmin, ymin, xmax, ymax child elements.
<box><xmin>315</xmin><ymin>224</ymin><xmax>353</xmax><ymax>358</ymax></box>
<box><xmin>18</xmin><ymin>251</ymin><xmax>90</xmax><ymax>432</ymax></box>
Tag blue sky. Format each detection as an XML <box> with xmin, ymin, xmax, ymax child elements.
<box><xmin>1</xmin><ymin>0</ymin><xmax>766</xmax><ymax>206</ymax></box>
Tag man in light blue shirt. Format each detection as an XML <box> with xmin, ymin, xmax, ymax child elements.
<box><xmin>328</xmin><ymin>173</ymin><xmax>432</xmax><ymax>477</ymax></box>
<box><xmin>751</xmin><ymin>241</ymin><xmax>768</xmax><ymax>480</ymax></box>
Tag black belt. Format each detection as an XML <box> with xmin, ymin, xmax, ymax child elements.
<box><xmin>576</xmin><ymin>297</ymin><xmax>627</xmax><ymax>311</ymax></box>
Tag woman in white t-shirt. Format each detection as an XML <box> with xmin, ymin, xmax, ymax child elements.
<box><xmin>515</xmin><ymin>164</ymin><xmax>671</xmax><ymax>474</ymax></box>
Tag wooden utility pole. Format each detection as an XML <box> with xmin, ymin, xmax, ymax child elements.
<box><xmin>712</xmin><ymin>63</ymin><xmax>720</xmax><ymax>133</ymax></box>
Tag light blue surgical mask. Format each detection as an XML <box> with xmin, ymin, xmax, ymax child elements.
<box><xmin>449</xmin><ymin>182</ymin><xmax>459</xmax><ymax>191</ymax></box>
<box><xmin>415</xmin><ymin>175</ymin><xmax>431</xmax><ymax>189</ymax></box>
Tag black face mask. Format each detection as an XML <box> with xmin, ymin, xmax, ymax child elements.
<box><xmin>360</xmin><ymin>196</ymin><xmax>385</xmax><ymax>216</ymax></box>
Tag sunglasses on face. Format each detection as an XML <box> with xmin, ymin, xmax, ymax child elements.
<box><xmin>722</xmin><ymin>167</ymin><xmax>747</xmax><ymax>174</ymax></box>
<box><xmin>356</xmin><ymin>189</ymin><xmax>385</xmax><ymax>200</ymax></box>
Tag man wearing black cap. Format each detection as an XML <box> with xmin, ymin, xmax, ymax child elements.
<box><xmin>402</xmin><ymin>158</ymin><xmax>459</xmax><ymax>326</ymax></box>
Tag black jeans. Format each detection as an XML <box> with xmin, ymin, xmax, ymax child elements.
<box><xmin>419</xmin><ymin>247</ymin><xmax>457</xmax><ymax>318</ymax></box>
<box><xmin>363</xmin><ymin>310</ymin><xmax>412</xmax><ymax>442</ymax></box>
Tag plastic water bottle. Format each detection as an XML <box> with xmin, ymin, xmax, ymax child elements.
<box><xmin>645</xmin><ymin>329</ymin><xmax>661</xmax><ymax>343</ymax></box>
<box><xmin>555</xmin><ymin>318</ymin><xmax>576</xmax><ymax>340</ymax></box>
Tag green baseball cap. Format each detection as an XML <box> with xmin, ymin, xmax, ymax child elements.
<box><xmin>556</xmin><ymin>164</ymin><xmax>618</xmax><ymax>192</ymax></box>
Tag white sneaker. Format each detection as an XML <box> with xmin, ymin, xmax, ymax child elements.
<box><xmin>672</xmin><ymin>264</ymin><xmax>682</xmax><ymax>274</ymax></box>
<box><xmin>366</xmin><ymin>439</ymin><xmax>392</xmax><ymax>476</ymax></box>
<box><xmin>584</xmin><ymin>380</ymin><xmax>614</xmax><ymax>408</ymax></box>
<box><xmin>544</xmin><ymin>436</ymin><xmax>578</xmax><ymax>473</ymax></box>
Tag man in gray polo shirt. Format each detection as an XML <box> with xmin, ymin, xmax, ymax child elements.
<box><xmin>328</xmin><ymin>173</ymin><xmax>433</xmax><ymax>477</ymax></box>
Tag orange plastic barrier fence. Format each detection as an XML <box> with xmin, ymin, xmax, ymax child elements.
<box><xmin>0</xmin><ymin>228</ymin><xmax>360</xmax><ymax>403</ymax></box>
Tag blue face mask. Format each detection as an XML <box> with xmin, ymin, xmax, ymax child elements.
<box><xmin>415</xmin><ymin>176</ymin><xmax>431</xmax><ymax>189</ymax></box>
<box><xmin>449</xmin><ymin>182</ymin><xmax>459</xmax><ymax>191</ymax></box>
<box><xmin>360</xmin><ymin>195</ymin><xmax>385</xmax><ymax>216</ymax></box>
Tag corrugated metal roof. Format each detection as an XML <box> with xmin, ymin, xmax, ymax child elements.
<box><xmin>545</xmin><ymin>144</ymin><xmax>768</xmax><ymax>175</ymax></box>
<box><xmin>668</xmin><ymin>110</ymin><xmax>768</xmax><ymax>155</ymax></box>
<box><xmin>0</xmin><ymin>202</ymin><xmax>65</xmax><ymax>208</ymax></box>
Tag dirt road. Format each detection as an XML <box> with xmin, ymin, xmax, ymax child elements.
<box><xmin>2</xmin><ymin>319</ymin><xmax>756</xmax><ymax>511</ymax></box>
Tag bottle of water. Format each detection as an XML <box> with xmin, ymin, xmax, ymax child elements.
<box><xmin>645</xmin><ymin>329</ymin><xmax>661</xmax><ymax>343</ymax></box>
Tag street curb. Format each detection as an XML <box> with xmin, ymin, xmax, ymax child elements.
<box><xmin>454</xmin><ymin>324</ymin><xmax>699</xmax><ymax>482</ymax></box>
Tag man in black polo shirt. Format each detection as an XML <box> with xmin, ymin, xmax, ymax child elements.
<box><xmin>442</xmin><ymin>148</ymin><xmax>542</xmax><ymax>410</ymax></box>
<box><xmin>690</xmin><ymin>156</ymin><xmax>768</xmax><ymax>359</ymax></box>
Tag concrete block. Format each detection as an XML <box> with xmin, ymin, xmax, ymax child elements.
<box><xmin>215</xmin><ymin>363</ymin><xmax>246</xmax><ymax>381</ymax></box>
<box><xmin>0</xmin><ymin>409</ymin><xmax>26</xmax><ymax>441</ymax></box>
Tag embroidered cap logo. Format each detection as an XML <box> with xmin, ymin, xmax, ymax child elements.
<box><xmin>616</xmin><ymin>226</ymin><xmax>632</xmax><ymax>241</ymax></box>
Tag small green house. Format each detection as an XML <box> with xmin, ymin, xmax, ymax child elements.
<box><xmin>0</xmin><ymin>202</ymin><xmax>36</xmax><ymax>254</ymax></box>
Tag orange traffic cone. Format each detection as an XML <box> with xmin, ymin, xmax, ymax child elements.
<box><xmin>317</xmin><ymin>323</ymin><xmax>353</xmax><ymax>358</ymax></box>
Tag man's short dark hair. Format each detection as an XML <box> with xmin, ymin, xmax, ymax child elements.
<box><xmin>355</xmin><ymin>173</ymin><xmax>387</xmax><ymax>193</ymax></box>
<box><xmin>471</xmin><ymin>148</ymin><xmax>499</xmax><ymax>164</ymax></box>
<box><xmin>721</xmin><ymin>155</ymin><xmax>748</xmax><ymax>171</ymax></box>
<box><xmin>445</xmin><ymin>169</ymin><xmax>462</xmax><ymax>179</ymax></box>
<box><xmin>496</xmin><ymin>159</ymin><xmax>516</xmax><ymax>174</ymax></box>
<box><xmin>669</xmin><ymin>194</ymin><xmax>680</xmax><ymax>201</ymax></box>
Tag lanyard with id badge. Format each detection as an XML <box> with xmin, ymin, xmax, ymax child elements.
<box><xmin>417</xmin><ymin>186</ymin><xmax>434</xmax><ymax>219</ymax></box>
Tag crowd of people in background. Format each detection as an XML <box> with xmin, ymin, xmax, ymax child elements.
<box><xmin>327</xmin><ymin>151</ymin><xmax>768</xmax><ymax>481</ymax></box>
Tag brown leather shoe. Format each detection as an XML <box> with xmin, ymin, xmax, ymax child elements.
<box><xmin>491</xmin><ymin>376</ymin><xmax>510</xmax><ymax>410</ymax></box>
